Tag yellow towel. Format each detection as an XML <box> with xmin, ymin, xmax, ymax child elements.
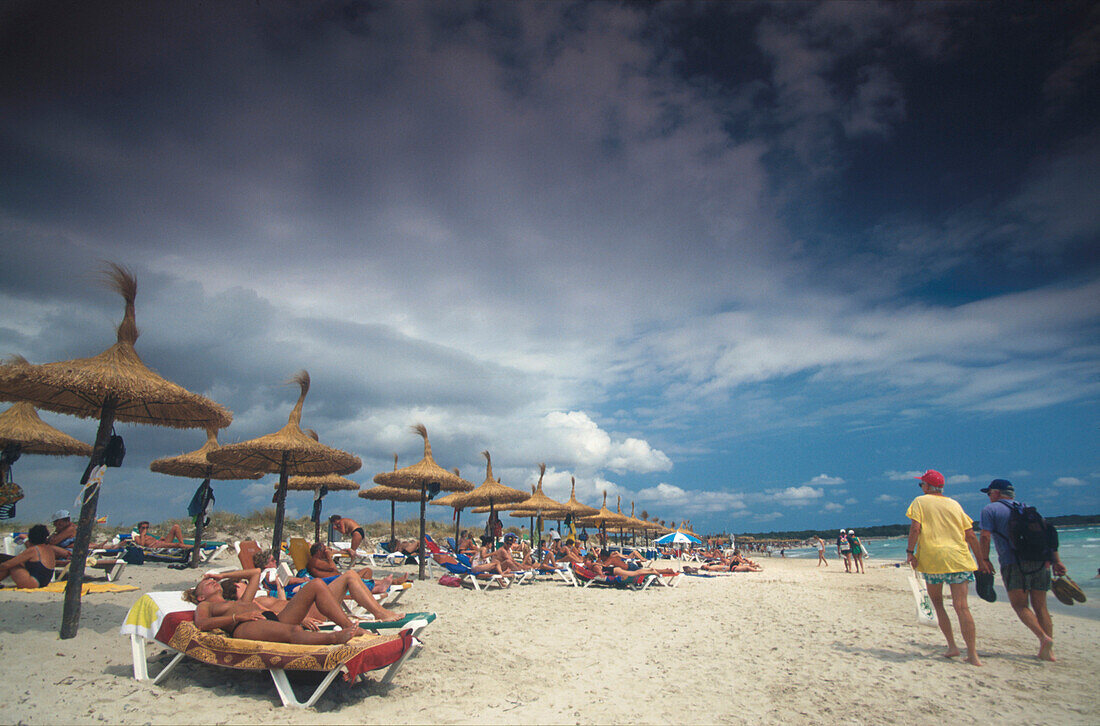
<box><xmin>12</xmin><ymin>581</ymin><xmax>137</xmax><ymax>594</ymax></box>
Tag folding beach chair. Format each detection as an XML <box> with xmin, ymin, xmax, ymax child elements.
<box><xmin>570</xmin><ymin>563</ymin><xmax>656</xmax><ymax>590</ymax></box>
<box><xmin>121</xmin><ymin>591</ymin><xmax>429</xmax><ymax>708</ymax></box>
<box><xmin>432</xmin><ymin>553</ymin><xmax>510</xmax><ymax>591</ymax></box>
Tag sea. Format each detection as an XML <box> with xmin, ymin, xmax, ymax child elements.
<box><xmin>782</xmin><ymin>524</ymin><xmax>1100</xmax><ymax>620</ymax></box>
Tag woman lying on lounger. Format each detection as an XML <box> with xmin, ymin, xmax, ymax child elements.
<box><xmin>699</xmin><ymin>550</ymin><xmax>762</xmax><ymax>573</ymax></box>
<box><xmin>435</xmin><ymin>550</ymin><xmax>510</xmax><ymax>577</ymax></box>
<box><xmin>185</xmin><ymin>568</ymin><xmax>363</xmax><ymax>644</ymax></box>
<box><xmin>252</xmin><ymin>550</ymin><xmax>402</xmax><ymax>621</ymax></box>
<box><xmin>582</xmin><ymin>552</ymin><xmax>668</xmax><ymax>580</ymax></box>
<box><xmin>597</xmin><ymin>549</ymin><xmax>679</xmax><ymax>577</ymax></box>
<box><xmin>305</xmin><ymin>542</ymin><xmax>402</xmax><ymax>586</ymax></box>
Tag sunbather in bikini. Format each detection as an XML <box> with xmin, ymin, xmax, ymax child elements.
<box><xmin>598</xmin><ymin>549</ymin><xmax>678</xmax><ymax>576</ymax></box>
<box><xmin>248</xmin><ymin>552</ymin><xmax>401</xmax><ymax>622</ymax></box>
<box><xmin>133</xmin><ymin>521</ymin><xmax>193</xmax><ymax>550</ymax></box>
<box><xmin>456</xmin><ymin>531</ymin><xmax>477</xmax><ymax>556</ymax></box>
<box><xmin>304</xmin><ymin>543</ymin><xmax>405</xmax><ymax>591</ymax></box>
<box><xmin>582</xmin><ymin>552</ymin><xmax>667</xmax><ymax>580</ymax></box>
<box><xmin>435</xmin><ymin>550</ymin><xmax>509</xmax><ymax>577</ymax></box>
<box><xmin>185</xmin><ymin>568</ymin><xmax>357</xmax><ymax>644</ymax></box>
<box><xmin>0</xmin><ymin>525</ymin><xmax>69</xmax><ymax>588</ymax></box>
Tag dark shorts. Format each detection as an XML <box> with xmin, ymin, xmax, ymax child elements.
<box><xmin>1002</xmin><ymin>561</ymin><xmax>1051</xmax><ymax>592</ymax></box>
<box><xmin>351</xmin><ymin>527</ymin><xmax>365</xmax><ymax>540</ymax></box>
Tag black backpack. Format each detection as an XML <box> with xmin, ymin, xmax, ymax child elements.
<box><xmin>999</xmin><ymin>500</ymin><xmax>1058</xmax><ymax>570</ymax></box>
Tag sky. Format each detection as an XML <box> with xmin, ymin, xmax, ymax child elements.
<box><xmin>1</xmin><ymin>1</ymin><xmax>1097</xmax><ymax>535</ymax></box>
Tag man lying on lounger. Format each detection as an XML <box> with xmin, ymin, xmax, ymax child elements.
<box><xmin>582</xmin><ymin>552</ymin><xmax>669</xmax><ymax>580</ymax></box>
<box><xmin>185</xmin><ymin>568</ymin><xmax>359</xmax><ymax>644</ymax></box>
<box><xmin>132</xmin><ymin>521</ymin><xmax>192</xmax><ymax>549</ymax></box>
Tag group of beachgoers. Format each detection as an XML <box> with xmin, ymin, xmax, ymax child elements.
<box><xmin>806</xmin><ymin>530</ymin><xmax>866</xmax><ymax>573</ymax></box>
<box><xmin>0</xmin><ymin>510</ymin><xmax>145</xmax><ymax>588</ymax></box>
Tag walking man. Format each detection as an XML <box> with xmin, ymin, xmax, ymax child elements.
<box><xmin>906</xmin><ymin>469</ymin><xmax>986</xmax><ymax>666</ymax></box>
<box><xmin>978</xmin><ymin>479</ymin><xmax>1065</xmax><ymax>661</ymax></box>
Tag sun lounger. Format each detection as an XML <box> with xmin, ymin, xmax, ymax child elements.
<box><xmin>433</xmin><ymin>554</ymin><xmax>510</xmax><ymax>591</ymax></box>
<box><xmin>570</xmin><ymin>563</ymin><xmax>657</xmax><ymax>590</ymax></box>
<box><xmin>536</xmin><ymin>563</ymin><xmax>578</xmax><ymax>587</ymax></box>
<box><xmin>121</xmin><ymin>591</ymin><xmax>427</xmax><ymax>708</ymax></box>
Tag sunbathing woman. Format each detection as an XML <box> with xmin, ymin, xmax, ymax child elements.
<box><xmin>0</xmin><ymin>525</ymin><xmax>68</xmax><ymax>588</ymax></box>
<box><xmin>435</xmin><ymin>550</ymin><xmax>509</xmax><ymax>577</ymax></box>
<box><xmin>583</xmin><ymin>552</ymin><xmax>668</xmax><ymax>580</ymax></box>
<box><xmin>304</xmin><ymin>544</ymin><xmax>405</xmax><ymax>592</ymax></box>
<box><xmin>133</xmin><ymin>521</ymin><xmax>192</xmax><ymax>550</ymax></box>
<box><xmin>185</xmin><ymin>568</ymin><xmax>357</xmax><ymax>644</ymax></box>
<box><xmin>249</xmin><ymin>551</ymin><xmax>402</xmax><ymax>622</ymax></box>
<box><xmin>598</xmin><ymin>549</ymin><xmax>678</xmax><ymax>577</ymax></box>
<box><xmin>456</xmin><ymin>531</ymin><xmax>477</xmax><ymax>556</ymax></box>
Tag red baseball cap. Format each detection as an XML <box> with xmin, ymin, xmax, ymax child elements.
<box><xmin>915</xmin><ymin>470</ymin><xmax>945</xmax><ymax>488</ymax></box>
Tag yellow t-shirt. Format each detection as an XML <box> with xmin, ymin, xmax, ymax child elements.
<box><xmin>905</xmin><ymin>494</ymin><xmax>977</xmax><ymax>574</ymax></box>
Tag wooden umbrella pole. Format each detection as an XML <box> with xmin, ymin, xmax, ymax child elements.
<box><xmin>389</xmin><ymin>500</ymin><xmax>395</xmax><ymax>549</ymax></box>
<box><xmin>417</xmin><ymin>484</ymin><xmax>427</xmax><ymax>581</ymax></box>
<box><xmin>314</xmin><ymin>507</ymin><xmax>321</xmax><ymax>544</ymax></box>
<box><xmin>189</xmin><ymin>476</ymin><xmax>212</xmax><ymax>569</ymax></box>
<box><xmin>453</xmin><ymin>508</ymin><xmax>460</xmax><ymax>545</ymax></box>
<box><xmin>270</xmin><ymin>452</ymin><xmax>290</xmax><ymax>566</ymax></box>
<box><xmin>60</xmin><ymin>399</ymin><xmax>117</xmax><ymax>640</ymax></box>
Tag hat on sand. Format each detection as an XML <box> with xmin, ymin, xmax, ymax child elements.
<box><xmin>915</xmin><ymin>470</ymin><xmax>945</xmax><ymax>488</ymax></box>
<box><xmin>52</xmin><ymin>509</ymin><xmax>70</xmax><ymax>522</ymax></box>
<box><xmin>980</xmin><ymin>479</ymin><xmax>1014</xmax><ymax>494</ymax></box>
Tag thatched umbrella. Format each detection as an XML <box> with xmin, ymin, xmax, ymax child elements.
<box><xmin>150</xmin><ymin>427</ymin><xmax>261</xmax><ymax>567</ymax></box>
<box><xmin>0</xmin><ymin>264</ymin><xmax>231</xmax><ymax>639</ymax></box>
<box><xmin>0</xmin><ymin>402</ymin><xmax>93</xmax><ymax>504</ymax></box>
<box><xmin>429</xmin><ymin>488</ymin><xmax>468</xmax><ymax>544</ymax></box>
<box><xmin>283</xmin><ymin>473</ymin><xmax>359</xmax><ymax>542</ymax></box>
<box><xmin>506</xmin><ymin>463</ymin><xmax>565</xmax><ymax>550</ymax></box>
<box><xmin>359</xmin><ymin>453</ymin><xmax>419</xmax><ymax>547</ymax></box>
<box><xmin>452</xmin><ymin>451</ymin><xmax>528</xmax><ymax>546</ymax></box>
<box><xmin>207</xmin><ymin>371</ymin><xmax>360</xmax><ymax>564</ymax></box>
<box><xmin>578</xmin><ymin>491</ymin><xmax>632</xmax><ymax>548</ymax></box>
<box><xmin>549</xmin><ymin>476</ymin><xmax>598</xmax><ymax>541</ymax></box>
<box><xmin>372</xmin><ymin>424</ymin><xmax>473</xmax><ymax>580</ymax></box>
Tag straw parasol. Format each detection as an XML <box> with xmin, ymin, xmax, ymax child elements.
<box><xmin>149</xmin><ymin>428</ymin><xmax>262</xmax><ymax>567</ymax></box>
<box><xmin>359</xmin><ymin>453</ymin><xmax>419</xmax><ymax>547</ymax></box>
<box><xmin>207</xmin><ymin>371</ymin><xmax>360</xmax><ymax>563</ymax></box>
<box><xmin>455</xmin><ymin>451</ymin><xmax>528</xmax><ymax>544</ymax></box>
<box><xmin>549</xmin><ymin>476</ymin><xmax>598</xmax><ymax>541</ymax></box>
<box><xmin>283</xmin><ymin>472</ymin><xmax>359</xmax><ymax>542</ymax></box>
<box><xmin>0</xmin><ymin>264</ymin><xmax>232</xmax><ymax>639</ymax></box>
<box><xmin>0</xmin><ymin>402</ymin><xmax>93</xmax><ymax>499</ymax></box>
<box><xmin>372</xmin><ymin>424</ymin><xmax>473</xmax><ymax>580</ymax></box>
<box><xmin>0</xmin><ymin>401</ymin><xmax>93</xmax><ymax>457</ymax></box>
<box><xmin>505</xmin><ymin>463</ymin><xmax>565</xmax><ymax>549</ymax></box>
<box><xmin>578</xmin><ymin>491</ymin><xmax>632</xmax><ymax>547</ymax></box>
<box><xmin>426</xmin><ymin>464</ymin><xmax>475</xmax><ymax>545</ymax></box>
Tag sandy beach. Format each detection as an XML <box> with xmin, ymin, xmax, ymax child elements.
<box><xmin>1</xmin><ymin>549</ymin><xmax>1097</xmax><ymax>725</ymax></box>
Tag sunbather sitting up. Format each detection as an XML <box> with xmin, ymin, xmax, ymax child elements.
<box><xmin>133</xmin><ymin>521</ymin><xmax>192</xmax><ymax>549</ymax></box>
<box><xmin>492</xmin><ymin>534</ymin><xmax>528</xmax><ymax>572</ymax></box>
<box><xmin>0</xmin><ymin>525</ymin><xmax>68</xmax><ymax>588</ymax></box>
<box><xmin>250</xmin><ymin>552</ymin><xmax>402</xmax><ymax>622</ymax></box>
<box><xmin>184</xmin><ymin>568</ymin><xmax>357</xmax><ymax>644</ymax></box>
<box><xmin>305</xmin><ymin>543</ymin><xmax>405</xmax><ymax>591</ymax></box>
<box><xmin>456</xmin><ymin>531</ymin><xmax>477</xmax><ymax>556</ymax></box>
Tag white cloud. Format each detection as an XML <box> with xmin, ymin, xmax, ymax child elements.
<box><xmin>807</xmin><ymin>473</ymin><xmax>845</xmax><ymax>486</ymax></box>
<box><xmin>946</xmin><ymin>474</ymin><xmax>973</xmax><ymax>485</ymax></box>
<box><xmin>774</xmin><ymin>486</ymin><xmax>823</xmax><ymax>506</ymax></box>
<box><xmin>1053</xmin><ymin>477</ymin><xmax>1086</xmax><ymax>487</ymax></box>
<box><xmin>885</xmin><ymin>470</ymin><xmax>922</xmax><ymax>481</ymax></box>
<box><xmin>875</xmin><ymin>494</ymin><xmax>898</xmax><ymax>503</ymax></box>
<box><xmin>823</xmin><ymin>502</ymin><xmax>843</xmax><ymax>511</ymax></box>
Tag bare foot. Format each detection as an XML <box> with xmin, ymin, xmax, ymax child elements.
<box><xmin>377</xmin><ymin>609</ymin><xmax>402</xmax><ymax>622</ymax></box>
<box><xmin>1038</xmin><ymin>637</ymin><xmax>1056</xmax><ymax>662</ymax></box>
<box><xmin>965</xmin><ymin>654</ymin><xmax>983</xmax><ymax>666</ymax></box>
<box><xmin>942</xmin><ymin>648</ymin><xmax>961</xmax><ymax>659</ymax></box>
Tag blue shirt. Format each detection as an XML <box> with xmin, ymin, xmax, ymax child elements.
<box><xmin>979</xmin><ymin>499</ymin><xmax>1021</xmax><ymax>566</ymax></box>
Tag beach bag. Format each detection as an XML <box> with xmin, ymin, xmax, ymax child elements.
<box><xmin>0</xmin><ymin>480</ymin><xmax>24</xmax><ymax>506</ymax></box>
<box><xmin>102</xmin><ymin>431</ymin><xmax>126</xmax><ymax>467</ymax></box>
<box><xmin>438</xmin><ymin>574</ymin><xmax>461</xmax><ymax>587</ymax></box>
<box><xmin>1000</xmin><ymin>501</ymin><xmax>1057</xmax><ymax>571</ymax></box>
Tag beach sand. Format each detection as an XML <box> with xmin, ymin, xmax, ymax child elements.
<box><xmin>1</xmin><ymin>552</ymin><xmax>1097</xmax><ymax>724</ymax></box>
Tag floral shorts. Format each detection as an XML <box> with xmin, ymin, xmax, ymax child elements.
<box><xmin>922</xmin><ymin>571</ymin><xmax>975</xmax><ymax>585</ymax></box>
